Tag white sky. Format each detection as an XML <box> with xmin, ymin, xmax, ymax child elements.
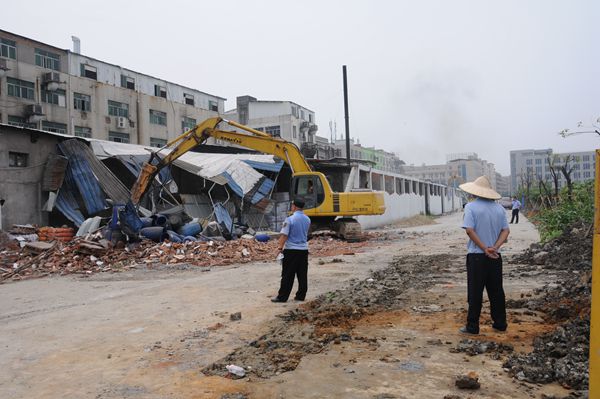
<box><xmin>5</xmin><ymin>0</ymin><xmax>599</xmax><ymax>174</ymax></box>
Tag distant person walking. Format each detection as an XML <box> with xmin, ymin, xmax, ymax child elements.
<box><xmin>271</xmin><ymin>199</ymin><xmax>311</xmax><ymax>303</ymax></box>
<box><xmin>459</xmin><ymin>176</ymin><xmax>510</xmax><ymax>335</ymax></box>
<box><xmin>510</xmin><ymin>197</ymin><xmax>522</xmax><ymax>224</ymax></box>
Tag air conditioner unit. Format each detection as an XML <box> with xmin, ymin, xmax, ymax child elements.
<box><xmin>27</xmin><ymin>104</ymin><xmax>44</xmax><ymax>116</ymax></box>
<box><xmin>116</xmin><ymin>116</ymin><xmax>127</xmax><ymax>129</ymax></box>
<box><xmin>42</xmin><ymin>72</ymin><xmax>60</xmax><ymax>84</ymax></box>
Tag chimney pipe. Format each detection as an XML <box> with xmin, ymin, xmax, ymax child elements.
<box><xmin>71</xmin><ymin>36</ymin><xmax>81</xmax><ymax>54</ymax></box>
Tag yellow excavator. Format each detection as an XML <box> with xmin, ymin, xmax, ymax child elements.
<box><xmin>130</xmin><ymin>117</ymin><xmax>385</xmax><ymax>240</ymax></box>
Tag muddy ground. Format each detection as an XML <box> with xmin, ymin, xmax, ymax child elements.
<box><xmin>0</xmin><ymin>212</ymin><xmax>581</xmax><ymax>398</ymax></box>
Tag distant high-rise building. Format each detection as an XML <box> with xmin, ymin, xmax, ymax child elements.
<box><xmin>402</xmin><ymin>153</ymin><xmax>497</xmax><ymax>190</ymax></box>
<box><xmin>510</xmin><ymin>148</ymin><xmax>596</xmax><ymax>193</ymax></box>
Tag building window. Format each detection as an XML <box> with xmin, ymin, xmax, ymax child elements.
<box><xmin>526</xmin><ymin>159</ymin><xmax>532</xmax><ymax>165</ymax></box>
<box><xmin>536</xmin><ymin>166</ymin><xmax>542</xmax><ymax>175</ymax></box>
<box><xmin>149</xmin><ymin>109</ymin><xmax>167</xmax><ymax>125</ymax></box>
<box><xmin>291</xmin><ymin>106</ymin><xmax>298</xmax><ymax>118</ymax></box>
<box><xmin>574</xmin><ymin>172</ymin><xmax>581</xmax><ymax>179</ymax></box>
<box><xmin>1</xmin><ymin>38</ymin><xmax>16</xmax><ymax>59</ymax></box>
<box><xmin>150</xmin><ymin>137</ymin><xmax>167</xmax><ymax>148</ymax></box>
<box><xmin>7</xmin><ymin>77</ymin><xmax>35</xmax><ymax>100</ymax></box>
<box><xmin>80</xmin><ymin>64</ymin><xmax>97</xmax><ymax>80</ymax></box>
<box><xmin>254</xmin><ymin>127</ymin><xmax>264</xmax><ymax>132</ymax></box>
<box><xmin>182</xmin><ymin>117</ymin><xmax>196</xmax><ymax>132</ymax></box>
<box><xmin>208</xmin><ymin>100</ymin><xmax>218</xmax><ymax>112</ymax></box>
<box><xmin>7</xmin><ymin>115</ymin><xmax>36</xmax><ymax>128</ymax></box>
<box><xmin>109</xmin><ymin>131</ymin><xmax>130</xmax><ymax>143</ymax></box>
<box><xmin>184</xmin><ymin>93</ymin><xmax>194</xmax><ymax>106</ymax></box>
<box><xmin>35</xmin><ymin>48</ymin><xmax>60</xmax><ymax>70</ymax></box>
<box><xmin>41</xmin><ymin>88</ymin><xmax>66</xmax><ymax>107</ymax></box>
<box><xmin>74</xmin><ymin>126</ymin><xmax>92</xmax><ymax>138</ymax></box>
<box><xmin>108</xmin><ymin>100</ymin><xmax>129</xmax><ymax>118</ymax></box>
<box><xmin>41</xmin><ymin>121</ymin><xmax>67</xmax><ymax>134</ymax></box>
<box><xmin>9</xmin><ymin>152</ymin><xmax>28</xmax><ymax>167</ymax></box>
<box><xmin>120</xmin><ymin>75</ymin><xmax>135</xmax><ymax>90</ymax></box>
<box><xmin>584</xmin><ymin>171</ymin><xmax>591</xmax><ymax>179</ymax></box>
<box><xmin>154</xmin><ymin>84</ymin><xmax>167</xmax><ymax>98</ymax></box>
<box><xmin>583</xmin><ymin>155</ymin><xmax>590</xmax><ymax>162</ymax></box>
<box><xmin>73</xmin><ymin>92</ymin><xmax>91</xmax><ymax>111</ymax></box>
<box><xmin>265</xmin><ymin>125</ymin><xmax>281</xmax><ymax>137</ymax></box>
<box><xmin>293</xmin><ymin>125</ymin><xmax>297</xmax><ymax>138</ymax></box>
<box><xmin>584</xmin><ymin>163</ymin><xmax>590</xmax><ymax>170</ymax></box>
<box><xmin>535</xmin><ymin>158</ymin><xmax>541</xmax><ymax>165</ymax></box>
<box><xmin>309</xmin><ymin>113</ymin><xmax>313</xmax><ymax>123</ymax></box>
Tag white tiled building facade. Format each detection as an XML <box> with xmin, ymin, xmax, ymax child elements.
<box><xmin>510</xmin><ymin>148</ymin><xmax>596</xmax><ymax>193</ymax></box>
<box><xmin>0</xmin><ymin>30</ymin><xmax>225</xmax><ymax>146</ymax></box>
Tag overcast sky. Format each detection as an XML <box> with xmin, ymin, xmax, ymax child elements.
<box><xmin>5</xmin><ymin>0</ymin><xmax>599</xmax><ymax>174</ymax></box>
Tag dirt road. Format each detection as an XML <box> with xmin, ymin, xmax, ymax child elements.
<box><xmin>0</xmin><ymin>212</ymin><xmax>572</xmax><ymax>398</ymax></box>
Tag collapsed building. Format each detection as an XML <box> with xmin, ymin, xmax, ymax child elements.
<box><xmin>0</xmin><ymin>123</ymin><xmax>462</xmax><ymax>235</ymax></box>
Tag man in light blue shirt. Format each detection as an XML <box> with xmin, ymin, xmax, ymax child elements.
<box><xmin>510</xmin><ymin>197</ymin><xmax>522</xmax><ymax>224</ymax></box>
<box><xmin>271</xmin><ymin>199</ymin><xmax>311</xmax><ymax>303</ymax></box>
<box><xmin>459</xmin><ymin>176</ymin><xmax>510</xmax><ymax>335</ymax></box>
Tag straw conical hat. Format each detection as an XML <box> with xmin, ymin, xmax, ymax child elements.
<box><xmin>459</xmin><ymin>176</ymin><xmax>501</xmax><ymax>200</ymax></box>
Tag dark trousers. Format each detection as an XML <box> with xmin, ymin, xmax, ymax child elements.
<box><xmin>466</xmin><ymin>253</ymin><xmax>507</xmax><ymax>333</ymax></box>
<box><xmin>277</xmin><ymin>249</ymin><xmax>308</xmax><ymax>301</ymax></box>
<box><xmin>510</xmin><ymin>209</ymin><xmax>519</xmax><ymax>223</ymax></box>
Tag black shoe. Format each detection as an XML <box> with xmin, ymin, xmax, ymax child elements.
<box><xmin>294</xmin><ymin>298</ymin><xmax>305</xmax><ymax>302</ymax></box>
<box><xmin>271</xmin><ymin>297</ymin><xmax>287</xmax><ymax>303</ymax></box>
<box><xmin>492</xmin><ymin>325</ymin><xmax>507</xmax><ymax>332</ymax></box>
<box><xmin>459</xmin><ymin>327</ymin><xmax>479</xmax><ymax>335</ymax></box>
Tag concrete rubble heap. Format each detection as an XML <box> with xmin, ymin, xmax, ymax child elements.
<box><xmin>502</xmin><ymin>222</ymin><xmax>592</xmax><ymax>392</ymax></box>
<box><xmin>0</xmin><ymin>229</ymin><xmax>380</xmax><ymax>282</ymax></box>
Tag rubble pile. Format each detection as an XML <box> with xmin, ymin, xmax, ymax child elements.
<box><xmin>0</xmin><ymin>232</ymin><xmax>382</xmax><ymax>282</ymax></box>
<box><xmin>503</xmin><ymin>223</ymin><xmax>592</xmax><ymax>391</ymax></box>
<box><xmin>503</xmin><ymin>317</ymin><xmax>589</xmax><ymax>390</ymax></box>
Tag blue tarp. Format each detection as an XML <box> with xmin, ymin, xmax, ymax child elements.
<box><xmin>58</xmin><ymin>142</ymin><xmax>109</xmax><ymax>215</ymax></box>
<box><xmin>243</xmin><ymin>159</ymin><xmax>284</xmax><ymax>173</ymax></box>
<box><xmin>250</xmin><ymin>178</ymin><xmax>276</xmax><ymax>204</ymax></box>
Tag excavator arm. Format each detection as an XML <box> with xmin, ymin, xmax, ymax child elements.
<box><xmin>131</xmin><ymin>117</ymin><xmax>316</xmax><ymax>204</ymax></box>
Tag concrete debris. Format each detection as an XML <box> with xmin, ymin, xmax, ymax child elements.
<box><xmin>229</xmin><ymin>312</ymin><xmax>242</xmax><ymax>321</ymax></box>
<box><xmin>504</xmin><ymin>221</ymin><xmax>592</xmax><ymax>391</ymax></box>
<box><xmin>0</xmin><ymin>229</ymin><xmax>385</xmax><ymax>282</ymax></box>
<box><xmin>454</xmin><ymin>372</ymin><xmax>480</xmax><ymax>389</ymax></box>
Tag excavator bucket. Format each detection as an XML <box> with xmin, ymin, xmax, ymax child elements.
<box><xmin>131</xmin><ymin>163</ymin><xmax>158</xmax><ymax>204</ymax></box>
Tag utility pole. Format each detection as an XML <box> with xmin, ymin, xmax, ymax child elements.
<box><xmin>343</xmin><ymin>65</ymin><xmax>350</xmax><ymax>166</ymax></box>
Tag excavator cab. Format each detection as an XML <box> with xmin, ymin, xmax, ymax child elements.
<box><xmin>291</xmin><ymin>174</ymin><xmax>325</xmax><ymax>211</ymax></box>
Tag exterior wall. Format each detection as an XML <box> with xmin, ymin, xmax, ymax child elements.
<box><xmin>0</xmin><ymin>29</ymin><xmax>225</xmax><ymax>145</ymax></box>
<box><xmin>0</xmin><ymin>125</ymin><xmax>61</xmax><ymax>227</ymax></box>
<box><xmin>333</xmin><ymin>139</ymin><xmax>403</xmax><ymax>173</ymax></box>
<box><xmin>352</xmin><ymin>163</ymin><xmax>462</xmax><ymax>228</ymax></box>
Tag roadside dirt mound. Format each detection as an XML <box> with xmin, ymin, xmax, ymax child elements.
<box><xmin>203</xmin><ymin>254</ymin><xmax>460</xmax><ymax>378</ymax></box>
<box><xmin>504</xmin><ymin>222</ymin><xmax>591</xmax><ymax>391</ymax></box>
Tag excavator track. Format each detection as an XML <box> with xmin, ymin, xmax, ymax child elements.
<box><xmin>332</xmin><ymin>218</ymin><xmax>363</xmax><ymax>242</ymax></box>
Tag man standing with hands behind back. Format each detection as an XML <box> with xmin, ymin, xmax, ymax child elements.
<box><xmin>271</xmin><ymin>199</ymin><xmax>311</xmax><ymax>303</ymax></box>
<box><xmin>459</xmin><ymin>176</ymin><xmax>510</xmax><ymax>335</ymax></box>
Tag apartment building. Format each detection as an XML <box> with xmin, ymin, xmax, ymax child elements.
<box><xmin>402</xmin><ymin>153</ymin><xmax>497</xmax><ymax>190</ymax></box>
<box><xmin>332</xmin><ymin>138</ymin><xmax>404</xmax><ymax>173</ymax></box>
<box><xmin>510</xmin><ymin>148</ymin><xmax>596</xmax><ymax>193</ymax></box>
<box><xmin>224</xmin><ymin>95</ymin><xmax>317</xmax><ymax>150</ymax></box>
<box><xmin>0</xmin><ymin>30</ymin><xmax>225</xmax><ymax>146</ymax></box>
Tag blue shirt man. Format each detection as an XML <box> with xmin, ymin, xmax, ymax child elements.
<box><xmin>280</xmin><ymin>210</ymin><xmax>311</xmax><ymax>250</ymax></box>
<box><xmin>463</xmin><ymin>198</ymin><xmax>509</xmax><ymax>254</ymax></box>
<box><xmin>272</xmin><ymin>199</ymin><xmax>311</xmax><ymax>303</ymax></box>
<box><xmin>459</xmin><ymin>176</ymin><xmax>510</xmax><ymax>335</ymax></box>
<box><xmin>510</xmin><ymin>197</ymin><xmax>522</xmax><ymax>224</ymax></box>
